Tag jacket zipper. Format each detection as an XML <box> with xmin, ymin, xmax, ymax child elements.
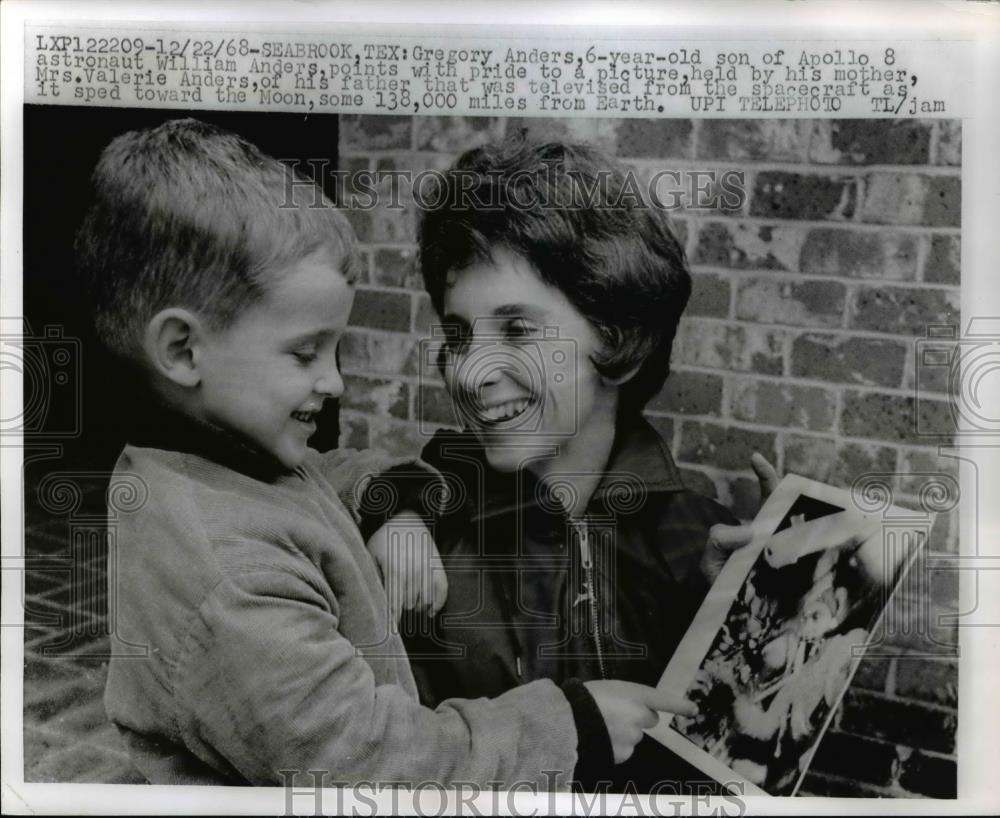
<box><xmin>575</xmin><ymin>519</ymin><xmax>607</xmax><ymax>680</ymax></box>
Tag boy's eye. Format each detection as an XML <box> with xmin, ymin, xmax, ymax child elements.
<box><xmin>292</xmin><ymin>348</ymin><xmax>318</xmax><ymax>364</ymax></box>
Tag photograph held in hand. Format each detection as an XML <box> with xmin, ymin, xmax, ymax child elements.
<box><xmin>652</xmin><ymin>475</ymin><xmax>931</xmax><ymax>796</ymax></box>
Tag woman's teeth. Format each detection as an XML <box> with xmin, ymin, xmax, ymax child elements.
<box><xmin>291</xmin><ymin>411</ymin><xmax>315</xmax><ymax>423</ymax></box>
<box><xmin>480</xmin><ymin>399</ymin><xmax>530</xmax><ymax>423</ymax></box>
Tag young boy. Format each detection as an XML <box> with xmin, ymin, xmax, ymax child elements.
<box><xmin>77</xmin><ymin>119</ymin><xmax>692</xmax><ymax>787</ymax></box>
<box><xmin>407</xmin><ymin>137</ymin><xmax>770</xmax><ymax>791</ymax></box>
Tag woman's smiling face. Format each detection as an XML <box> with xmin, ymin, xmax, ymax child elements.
<box><xmin>440</xmin><ymin>247</ymin><xmax>620</xmax><ymax>474</ymax></box>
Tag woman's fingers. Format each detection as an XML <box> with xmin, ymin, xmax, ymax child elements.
<box><xmin>701</xmin><ymin>523</ymin><xmax>755</xmax><ymax>584</ymax></box>
<box><xmin>414</xmin><ymin>545</ymin><xmax>431</xmax><ymax>613</ymax></box>
<box><xmin>710</xmin><ymin>523</ymin><xmax>755</xmax><ymax>554</ymax></box>
<box><xmin>430</xmin><ymin>554</ymin><xmax>449</xmax><ymax>617</ymax></box>
<box><xmin>750</xmin><ymin>451</ymin><xmax>780</xmax><ymax>499</ymax></box>
<box><xmin>387</xmin><ymin>566</ymin><xmax>404</xmax><ymax>623</ymax></box>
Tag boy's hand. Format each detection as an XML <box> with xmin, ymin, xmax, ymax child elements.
<box><xmin>701</xmin><ymin>452</ymin><xmax>780</xmax><ymax>584</ymax></box>
<box><xmin>366</xmin><ymin>511</ymin><xmax>448</xmax><ymax>622</ymax></box>
<box><xmin>583</xmin><ymin>680</ymin><xmax>698</xmax><ymax>764</ymax></box>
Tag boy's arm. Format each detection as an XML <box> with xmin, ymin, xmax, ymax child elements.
<box><xmin>308</xmin><ymin>448</ymin><xmax>449</xmax><ymax>539</ymax></box>
<box><xmin>173</xmin><ymin>567</ymin><xmax>580</xmax><ymax>788</ymax></box>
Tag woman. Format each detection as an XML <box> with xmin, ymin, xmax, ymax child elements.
<box><xmin>403</xmin><ymin>136</ymin><xmax>774</xmax><ymax>791</ymax></box>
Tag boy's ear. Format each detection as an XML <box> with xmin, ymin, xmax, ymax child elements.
<box><xmin>143</xmin><ymin>308</ymin><xmax>205</xmax><ymax>388</ymax></box>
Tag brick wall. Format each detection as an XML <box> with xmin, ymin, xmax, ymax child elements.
<box><xmin>339</xmin><ymin>115</ymin><xmax>960</xmax><ymax>797</ymax></box>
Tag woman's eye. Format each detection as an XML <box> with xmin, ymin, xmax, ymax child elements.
<box><xmin>292</xmin><ymin>349</ymin><xmax>318</xmax><ymax>364</ymax></box>
<box><xmin>505</xmin><ymin>319</ymin><xmax>539</xmax><ymax>340</ymax></box>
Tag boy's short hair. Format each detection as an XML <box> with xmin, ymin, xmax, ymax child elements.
<box><xmin>418</xmin><ymin>135</ymin><xmax>691</xmax><ymax>413</ymax></box>
<box><xmin>76</xmin><ymin>118</ymin><xmax>360</xmax><ymax>361</ymax></box>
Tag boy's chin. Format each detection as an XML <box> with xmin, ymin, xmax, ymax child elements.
<box><xmin>273</xmin><ymin>441</ymin><xmax>310</xmax><ymax>470</ymax></box>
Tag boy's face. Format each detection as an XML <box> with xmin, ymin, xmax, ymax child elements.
<box><xmin>440</xmin><ymin>247</ymin><xmax>618</xmax><ymax>473</ymax></box>
<box><xmin>195</xmin><ymin>249</ymin><xmax>353</xmax><ymax>470</ymax></box>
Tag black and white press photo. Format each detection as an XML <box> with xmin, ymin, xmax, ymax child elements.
<box><xmin>2</xmin><ymin>3</ymin><xmax>995</xmax><ymax>815</ymax></box>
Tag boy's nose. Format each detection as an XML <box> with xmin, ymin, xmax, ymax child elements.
<box><xmin>315</xmin><ymin>364</ymin><xmax>344</xmax><ymax>400</ymax></box>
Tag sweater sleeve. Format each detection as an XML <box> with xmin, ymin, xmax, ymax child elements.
<box><xmin>171</xmin><ymin>567</ymin><xmax>579</xmax><ymax>789</ymax></box>
<box><xmin>560</xmin><ymin>678</ymin><xmax>615</xmax><ymax>790</ymax></box>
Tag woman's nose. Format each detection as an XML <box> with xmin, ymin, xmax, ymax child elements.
<box><xmin>450</xmin><ymin>344</ymin><xmax>510</xmax><ymax>397</ymax></box>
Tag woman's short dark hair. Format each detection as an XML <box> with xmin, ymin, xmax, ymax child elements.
<box><xmin>418</xmin><ymin>135</ymin><xmax>691</xmax><ymax>413</ymax></box>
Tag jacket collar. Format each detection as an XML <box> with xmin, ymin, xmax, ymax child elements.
<box><xmin>126</xmin><ymin>399</ymin><xmax>294</xmax><ymax>483</ymax></box>
<box><xmin>473</xmin><ymin>413</ymin><xmax>685</xmax><ymax>526</ymax></box>
<box><xmin>590</xmin><ymin>414</ymin><xmax>685</xmax><ymax>503</ymax></box>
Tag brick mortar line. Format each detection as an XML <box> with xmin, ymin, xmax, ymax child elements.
<box><xmin>661</xmin><ymin>412</ymin><xmax>952</xmax><ymax>450</ymax></box>
<box><xmin>340</xmin><ymin>147</ymin><xmax>962</xmax><ymax>178</ymax></box>
<box><xmin>352</xmin><ymin>206</ymin><xmax>964</xmax><ymax>238</ymax></box>
<box><xmin>845</xmin><ymin>687</ymin><xmax>959</xmax><ymax>716</ymax></box>
<box><xmin>672</xmin><ymin>211</ymin><xmax>962</xmax><ymax>235</ymax></box>
<box><xmin>684</xmin><ymin>264</ymin><xmax>962</xmax><ymax>292</ymax></box>
<box><xmin>822</xmin><ymin>724</ymin><xmax>954</xmax><ymax>751</ymax></box>
<box><xmin>929</xmin><ymin>120</ymin><xmax>943</xmax><ymax>167</ymax></box>
<box><xmin>626</xmin><ymin>158</ymin><xmax>963</xmax><ymax>178</ymax></box>
<box><xmin>677</xmin><ymin>314</ymin><xmax>962</xmax><ymax>344</ymax></box>
<box><xmin>687</xmin><ymin>118</ymin><xmax>703</xmax><ymax>169</ymax></box>
<box><xmin>839</xmin><ymin>270</ymin><xmax>851</xmax><ymax>330</ymax></box>
<box><xmin>668</xmin><ymin>364</ymin><xmax>953</xmax><ymax>400</ymax></box>
<box><xmin>797</xmin><ymin>769</ymin><xmax>912</xmax><ymax>798</ymax></box>
<box><xmin>828</xmin><ymin>730</ymin><xmax>957</xmax><ymax>764</ymax></box>
<box><xmin>915</xmin><ymin>227</ymin><xmax>932</xmax><ymax>284</ymax></box>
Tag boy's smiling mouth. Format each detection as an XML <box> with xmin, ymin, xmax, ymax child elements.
<box><xmin>291</xmin><ymin>409</ymin><xmax>319</xmax><ymax>426</ymax></box>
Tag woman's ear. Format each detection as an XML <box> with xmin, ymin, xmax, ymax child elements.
<box><xmin>594</xmin><ymin>326</ymin><xmax>643</xmax><ymax>387</ymax></box>
<box><xmin>143</xmin><ymin>308</ymin><xmax>204</xmax><ymax>388</ymax></box>
<box><xmin>599</xmin><ymin>363</ymin><xmax>642</xmax><ymax>388</ymax></box>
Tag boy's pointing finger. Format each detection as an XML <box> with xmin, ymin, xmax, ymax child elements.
<box><xmin>637</xmin><ymin>686</ymin><xmax>699</xmax><ymax>718</ymax></box>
